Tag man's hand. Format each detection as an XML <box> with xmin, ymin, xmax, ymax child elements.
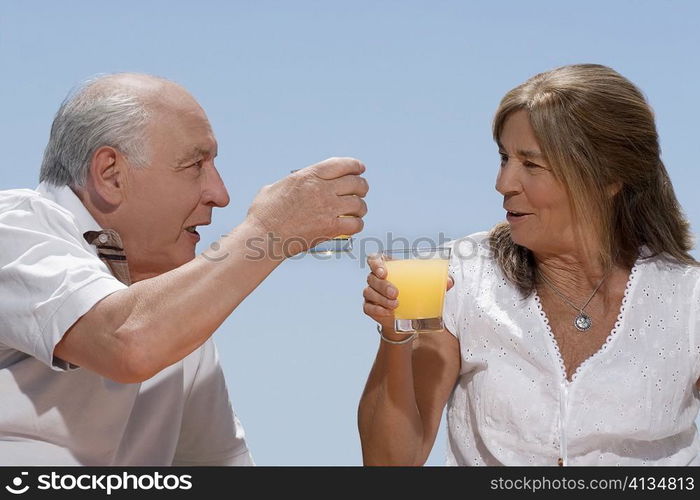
<box><xmin>245</xmin><ymin>157</ymin><xmax>369</xmax><ymax>256</ymax></box>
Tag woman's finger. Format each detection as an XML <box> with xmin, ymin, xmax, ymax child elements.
<box><xmin>363</xmin><ymin>286</ymin><xmax>399</xmax><ymax>310</ymax></box>
<box><xmin>367</xmin><ymin>254</ymin><xmax>386</xmax><ymax>279</ymax></box>
<box><xmin>363</xmin><ymin>302</ymin><xmax>394</xmax><ymax>320</ymax></box>
<box><xmin>367</xmin><ymin>272</ymin><xmax>398</xmax><ymax>300</ymax></box>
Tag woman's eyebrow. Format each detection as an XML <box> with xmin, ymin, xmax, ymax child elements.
<box><xmin>496</xmin><ymin>143</ymin><xmax>543</xmax><ymax>159</ymax></box>
<box><xmin>516</xmin><ymin>149</ymin><xmax>544</xmax><ymax>159</ymax></box>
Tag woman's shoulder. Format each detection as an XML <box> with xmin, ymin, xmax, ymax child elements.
<box><xmin>637</xmin><ymin>252</ymin><xmax>699</xmax><ymax>277</ymax></box>
<box><xmin>635</xmin><ymin>252</ymin><xmax>700</xmax><ymax>297</ymax></box>
<box><xmin>447</xmin><ymin>231</ymin><xmax>493</xmax><ymax>259</ymax></box>
<box><xmin>447</xmin><ymin>230</ymin><xmax>503</xmax><ymax>284</ymax></box>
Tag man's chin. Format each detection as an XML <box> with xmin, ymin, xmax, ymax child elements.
<box><xmin>176</xmin><ymin>248</ymin><xmax>198</xmax><ymax>267</ymax></box>
<box><xmin>126</xmin><ymin>245</ymin><xmax>196</xmax><ymax>281</ymax></box>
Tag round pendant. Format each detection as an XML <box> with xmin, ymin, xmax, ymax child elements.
<box><xmin>574</xmin><ymin>313</ymin><xmax>592</xmax><ymax>332</ymax></box>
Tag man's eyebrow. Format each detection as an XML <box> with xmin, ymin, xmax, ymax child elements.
<box><xmin>176</xmin><ymin>146</ymin><xmax>217</xmax><ymax>165</ymax></box>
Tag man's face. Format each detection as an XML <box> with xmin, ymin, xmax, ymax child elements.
<box><xmin>116</xmin><ymin>92</ymin><xmax>229</xmax><ymax>280</ymax></box>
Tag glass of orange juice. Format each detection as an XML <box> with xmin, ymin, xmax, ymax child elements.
<box><xmin>382</xmin><ymin>247</ymin><xmax>451</xmax><ymax>333</ymax></box>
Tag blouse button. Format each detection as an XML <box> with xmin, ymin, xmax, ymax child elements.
<box><xmin>557</xmin><ymin>457</ymin><xmax>564</xmax><ymax>466</ymax></box>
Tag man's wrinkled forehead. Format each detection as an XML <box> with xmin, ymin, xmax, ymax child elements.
<box><xmin>143</xmin><ymin>87</ymin><xmax>217</xmax><ymax>164</ymax></box>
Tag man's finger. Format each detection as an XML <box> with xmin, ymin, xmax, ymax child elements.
<box><xmin>335</xmin><ymin>215</ymin><xmax>364</xmax><ymax>237</ymax></box>
<box><xmin>333</xmin><ymin>175</ymin><xmax>369</xmax><ymax>197</ymax></box>
<box><xmin>338</xmin><ymin>196</ymin><xmax>367</xmax><ymax>217</ymax></box>
<box><xmin>311</xmin><ymin>157</ymin><xmax>365</xmax><ymax>180</ymax></box>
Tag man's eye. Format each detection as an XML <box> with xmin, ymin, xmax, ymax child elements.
<box><xmin>190</xmin><ymin>160</ymin><xmax>204</xmax><ymax>169</ymax></box>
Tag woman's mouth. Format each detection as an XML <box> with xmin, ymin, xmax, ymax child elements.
<box><xmin>506</xmin><ymin>211</ymin><xmax>531</xmax><ymax>222</ymax></box>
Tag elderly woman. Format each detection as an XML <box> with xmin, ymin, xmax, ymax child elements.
<box><xmin>358</xmin><ymin>64</ymin><xmax>700</xmax><ymax>466</ymax></box>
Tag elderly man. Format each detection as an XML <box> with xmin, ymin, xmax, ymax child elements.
<box><xmin>0</xmin><ymin>74</ymin><xmax>368</xmax><ymax>465</ymax></box>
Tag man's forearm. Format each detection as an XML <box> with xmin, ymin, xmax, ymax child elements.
<box><xmin>56</xmin><ymin>218</ymin><xmax>283</xmax><ymax>382</ymax></box>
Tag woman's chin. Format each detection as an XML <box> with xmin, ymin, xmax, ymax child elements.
<box><xmin>508</xmin><ymin>228</ymin><xmax>529</xmax><ymax>248</ymax></box>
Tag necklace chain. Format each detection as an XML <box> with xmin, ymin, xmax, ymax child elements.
<box><xmin>537</xmin><ymin>268</ymin><xmax>612</xmax><ymax>332</ymax></box>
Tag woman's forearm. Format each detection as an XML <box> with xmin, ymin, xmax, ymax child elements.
<box><xmin>358</xmin><ymin>338</ymin><xmax>427</xmax><ymax>466</ymax></box>
<box><xmin>359</xmin><ymin>328</ymin><xmax>461</xmax><ymax>466</ymax></box>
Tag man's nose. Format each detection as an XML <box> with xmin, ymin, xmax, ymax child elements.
<box><xmin>202</xmin><ymin>164</ymin><xmax>230</xmax><ymax>208</ymax></box>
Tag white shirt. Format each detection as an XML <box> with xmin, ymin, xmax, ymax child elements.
<box><xmin>0</xmin><ymin>183</ymin><xmax>253</xmax><ymax>465</ymax></box>
<box><xmin>443</xmin><ymin>232</ymin><xmax>700</xmax><ymax>466</ymax></box>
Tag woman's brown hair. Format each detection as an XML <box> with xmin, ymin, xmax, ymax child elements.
<box><xmin>490</xmin><ymin>64</ymin><xmax>696</xmax><ymax>295</ymax></box>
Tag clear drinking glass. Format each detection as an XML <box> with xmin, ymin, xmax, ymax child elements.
<box><xmin>382</xmin><ymin>246</ymin><xmax>451</xmax><ymax>333</ymax></box>
<box><xmin>307</xmin><ymin>223</ymin><xmax>353</xmax><ymax>254</ymax></box>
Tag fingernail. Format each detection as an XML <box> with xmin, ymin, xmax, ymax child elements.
<box><xmin>377</xmin><ymin>267</ymin><xmax>385</xmax><ymax>276</ymax></box>
<box><xmin>387</xmin><ymin>286</ymin><xmax>397</xmax><ymax>298</ymax></box>
<box><xmin>391</xmin><ymin>299</ymin><xmax>399</xmax><ymax>308</ymax></box>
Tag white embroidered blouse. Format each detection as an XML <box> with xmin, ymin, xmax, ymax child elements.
<box><xmin>442</xmin><ymin>232</ymin><xmax>700</xmax><ymax>466</ymax></box>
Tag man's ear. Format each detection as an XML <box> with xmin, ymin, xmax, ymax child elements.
<box><xmin>89</xmin><ymin>146</ymin><xmax>126</xmax><ymax>205</ymax></box>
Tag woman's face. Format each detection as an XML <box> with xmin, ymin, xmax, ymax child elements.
<box><xmin>495</xmin><ymin>110</ymin><xmax>580</xmax><ymax>257</ymax></box>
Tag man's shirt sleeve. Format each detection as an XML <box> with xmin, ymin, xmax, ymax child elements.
<box><xmin>0</xmin><ymin>191</ymin><xmax>127</xmax><ymax>370</ymax></box>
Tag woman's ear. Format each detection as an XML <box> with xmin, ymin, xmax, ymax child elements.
<box><xmin>607</xmin><ymin>181</ymin><xmax>623</xmax><ymax>197</ymax></box>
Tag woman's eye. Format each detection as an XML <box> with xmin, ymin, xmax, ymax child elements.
<box><xmin>499</xmin><ymin>153</ymin><xmax>508</xmax><ymax>165</ymax></box>
<box><xmin>523</xmin><ymin>161</ymin><xmax>541</xmax><ymax>169</ymax></box>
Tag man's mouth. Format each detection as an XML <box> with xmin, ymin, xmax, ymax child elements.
<box><xmin>184</xmin><ymin>220</ymin><xmax>211</xmax><ymax>241</ymax></box>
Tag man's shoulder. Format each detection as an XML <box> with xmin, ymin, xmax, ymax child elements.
<box><xmin>0</xmin><ymin>186</ymin><xmax>76</xmax><ymax>224</ymax></box>
<box><xmin>0</xmin><ymin>186</ymin><xmax>85</xmax><ymax>250</ymax></box>
<box><xmin>0</xmin><ymin>187</ymin><xmax>41</xmax><ymax>211</ymax></box>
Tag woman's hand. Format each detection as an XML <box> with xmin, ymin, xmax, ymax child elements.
<box><xmin>359</xmin><ymin>254</ymin><xmax>459</xmax><ymax>465</ymax></box>
<box><xmin>362</xmin><ymin>254</ymin><xmax>455</xmax><ymax>334</ymax></box>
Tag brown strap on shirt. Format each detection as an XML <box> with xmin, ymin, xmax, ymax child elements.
<box><xmin>83</xmin><ymin>229</ymin><xmax>132</xmax><ymax>286</ymax></box>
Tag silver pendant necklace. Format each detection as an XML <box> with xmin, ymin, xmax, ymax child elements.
<box><xmin>537</xmin><ymin>268</ymin><xmax>611</xmax><ymax>332</ymax></box>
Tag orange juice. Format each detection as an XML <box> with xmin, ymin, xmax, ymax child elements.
<box><xmin>335</xmin><ymin>215</ymin><xmax>352</xmax><ymax>239</ymax></box>
<box><xmin>385</xmin><ymin>258</ymin><xmax>449</xmax><ymax>319</ymax></box>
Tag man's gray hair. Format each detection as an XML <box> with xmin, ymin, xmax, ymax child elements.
<box><xmin>39</xmin><ymin>75</ymin><xmax>152</xmax><ymax>187</ymax></box>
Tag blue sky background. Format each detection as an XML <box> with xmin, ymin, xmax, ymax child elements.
<box><xmin>1</xmin><ymin>1</ymin><xmax>698</xmax><ymax>465</ymax></box>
